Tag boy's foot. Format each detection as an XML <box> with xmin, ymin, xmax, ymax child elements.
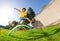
<box><xmin>28</xmin><ymin>23</ymin><xmax>33</xmax><ymax>27</ymax></box>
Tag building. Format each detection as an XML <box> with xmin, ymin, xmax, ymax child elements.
<box><xmin>34</xmin><ymin>0</ymin><xmax>60</xmax><ymax>27</ymax></box>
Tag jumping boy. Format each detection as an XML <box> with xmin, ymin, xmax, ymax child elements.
<box><xmin>14</xmin><ymin>8</ymin><xmax>32</xmax><ymax>30</ymax></box>
<box><xmin>14</xmin><ymin>8</ymin><xmax>27</xmax><ymax>24</ymax></box>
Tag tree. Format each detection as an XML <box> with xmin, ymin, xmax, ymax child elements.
<box><xmin>7</xmin><ymin>21</ymin><xmax>18</xmax><ymax>29</ymax></box>
<box><xmin>22</xmin><ymin>7</ymin><xmax>35</xmax><ymax>25</ymax></box>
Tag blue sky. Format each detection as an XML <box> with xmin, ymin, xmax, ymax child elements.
<box><xmin>0</xmin><ymin>0</ymin><xmax>51</xmax><ymax>13</ymax></box>
<box><xmin>0</xmin><ymin>0</ymin><xmax>51</xmax><ymax>26</ymax></box>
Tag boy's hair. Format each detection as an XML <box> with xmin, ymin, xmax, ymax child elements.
<box><xmin>22</xmin><ymin>8</ymin><xmax>26</xmax><ymax>11</ymax></box>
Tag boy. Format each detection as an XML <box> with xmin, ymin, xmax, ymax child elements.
<box><xmin>14</xmin><ymin>8</ymin><xmax>32</xmax><ymax>30</ymax></box>
<box><xmin>14</xmin><ymin>8</ymin><xmax>26</xmax><ymax>24</ymax></box>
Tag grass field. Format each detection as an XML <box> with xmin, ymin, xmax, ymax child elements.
<box><xmin>0</xmin><ymin>24</ymin><xmax>60</xmax><ymax>41</ymax></box>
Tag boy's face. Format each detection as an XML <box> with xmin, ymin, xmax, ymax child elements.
<box><xmin>22</xmin><ymin>9</ymin><xmax>26</xmax><ymax>12</ymax></box>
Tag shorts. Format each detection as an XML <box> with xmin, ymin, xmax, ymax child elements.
<box><xmin>20</xmin><ymin>17</ymin><xmax>25</xmax><ymax>21</ymax></box>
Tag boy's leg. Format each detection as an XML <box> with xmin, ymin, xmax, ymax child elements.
<box><xmin>18</xmin><ymin>18</ymin><xmax>24</xmax><ymax>24</ymax></box>
<box><xmin>18</xmin><ymin>20</ymin><xmax>23</xmax><ymax>24</ymax></box>
<box><xmin>18</xmin><ymin>17</ymin><xmax>27</xmax><ymax>30</ymax></box>
<box><xmin>18</xmin><ymin>21</ymin><xmax>20</xmax><ymax>24</ymax></box>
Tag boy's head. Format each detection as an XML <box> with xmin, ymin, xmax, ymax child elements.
<box><xmin>22</xmin><ymin>8</ymin><xmax>26</xmax><ymax>12</ymax></box>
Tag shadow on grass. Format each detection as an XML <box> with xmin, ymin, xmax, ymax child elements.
<box><xmin>48</xmin><ymin>28</ymin><xmax>60</xmax><ymax>36</ymax></box>
<box><xmin>34</xmin><ymin>28</ymin><xmax>60</xmax><ymax>39</ymax></box>
<box><xmin>10</xmin><ymin>28</ymin><xmax>60</xmax><ymax>40</ymax></box>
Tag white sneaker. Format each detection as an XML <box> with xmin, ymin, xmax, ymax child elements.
<box><xmin>28</xmin><ymin>23</ymin><xmax>33</xmax><ymax>27</ymax></box>
<box><xmin>20</xmin><ymin>20</ymin><xmax>23</xmax><ymax>24</ymax></box>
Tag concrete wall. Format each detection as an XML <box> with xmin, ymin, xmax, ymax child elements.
<box><xmin>35</xmin><ymin>0</ymin><xmax>60</xmax><ymax>26</ymax></box>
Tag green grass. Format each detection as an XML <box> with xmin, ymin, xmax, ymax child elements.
<box><xmin>0</xmin><ymin>24</ymin><xmax>60</xmax><ymax>41</ymax></box>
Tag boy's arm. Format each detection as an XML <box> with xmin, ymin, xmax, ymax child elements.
<box><xmin>14</xmin><ymin>8</ymin><xmax>20</xmax><ymax>12</ymax></box>
<box><xmin>25</xmin><ymin>17</ymin><xmax>32</xmax><ymax>23</ymax></box>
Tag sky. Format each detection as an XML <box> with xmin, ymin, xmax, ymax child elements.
<box><xmin>0</xmin><ymin>0</ymin><xmax>51</xmax><ymax>26</ymax></box>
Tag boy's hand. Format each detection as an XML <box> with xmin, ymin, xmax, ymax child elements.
<box><xmin>14</xmin><ymin>8</ymin><xmax>20</xmax><ymax>12</ymax></box>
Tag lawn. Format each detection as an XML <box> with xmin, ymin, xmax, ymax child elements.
<box><xmin>0</xmin><ymin>24</ymin><xmax>60</xmax><ymax>41</ymax></box>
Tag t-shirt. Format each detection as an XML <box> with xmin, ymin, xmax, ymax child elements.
<box><xmin>20</xmin><ymin>10</ymin><xmax>26</xmax><ymax>18</ymax></box>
